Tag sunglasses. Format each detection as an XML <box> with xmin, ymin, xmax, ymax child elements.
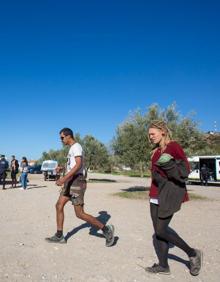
<box><xmin>60</xmin><ymin>136</ymin><xmax>65</xmax><ymax>140</ymax></box>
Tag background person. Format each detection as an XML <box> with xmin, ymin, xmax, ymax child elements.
<box><xmin>0</xmin><ymin>155</ymin><xmax>9</xmax><ymax>190</ymax></box>
<box><xmin>20</xmin><ymin>157</ymin><xmax>29</xmax><ymax>190</ymax></box>
<box><xmin>10</xmin><ymin>155</ymin><xmax>19</xmax><ymax>188</ymax></box>
<box><xmin>200</xmin><ymin>164</ymin><xmax>209</xmax><ymax>186</ymax></box>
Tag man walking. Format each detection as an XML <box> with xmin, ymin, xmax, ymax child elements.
<box><xmin>0</xmin><ymin>155</ymin><xmax>9</xmax><ymax>190</ymax></box>
<box><xmin>45</xmin><ymin>128</ymin><xmax>115</xmax><ymax>246</ymax></box>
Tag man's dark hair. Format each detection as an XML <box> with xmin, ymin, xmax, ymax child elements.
<box><xmin>59</xmin><ymin>128</ymin><xmax>74</xmax><ymax>138</ymax></box>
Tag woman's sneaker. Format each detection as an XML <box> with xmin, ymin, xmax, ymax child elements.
<box><xmin>189</xmin><ymin>249</ymin><xmax>203</xmax><ymax>276</ymax></box>
<box><xmin>145</xmin><ymin>263</ymin><xmax>170</xmax><ymax>275</ymax></box>
<box><xmin>45</xmin><ymin>234</ymin><xmax>67</xmax><ymax>244</ymax></box>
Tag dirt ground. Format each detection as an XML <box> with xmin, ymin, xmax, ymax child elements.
<box><xmin>0</xmin><ymin>173</ymin><xmax>220</xmax><ymax>282</ymax></box>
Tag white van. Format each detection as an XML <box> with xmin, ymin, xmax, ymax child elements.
<box><xmin>41</xmin><ymin>160</ymin><xmax>59</xmax><ymax>181</ymax></box>
<box><xmin>188</xmin><ymin>155</ymin><xmax>220</xmax><ymax>184</ymax></box>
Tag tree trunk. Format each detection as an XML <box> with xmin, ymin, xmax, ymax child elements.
<box><xmin>139</xmin><ymin>162</ymin><xmax>144</xmax><ymax>178</ymax></box>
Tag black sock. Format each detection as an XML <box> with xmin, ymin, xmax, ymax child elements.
<box><xmin>102</xmin><ymin>226</ymin><xmax>108</xmax><ymax>233</ymax></box>
<box><xmin>188</xmin><ymin>248</ymin><xmax>197</xmax><ymax>257</ymax></box>
<box><xmin>56</xmin><ymin>230</ymin><xmax>63</xmax><ymax>238</ymax></box>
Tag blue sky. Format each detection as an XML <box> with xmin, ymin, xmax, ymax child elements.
<box><xmin>0</xmin><ymin>0</ymin><xmax>220</xmax><ymax>161</ymax></box>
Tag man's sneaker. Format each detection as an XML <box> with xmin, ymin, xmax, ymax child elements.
<box><xmin>145</xmin><ymin>263</ymin><xmax>170</xmax><ymax>275</ymax></box>
<box><xmin>103</xmin><ymin>224</ymin><xmax>115</xmax><ymax>247</ymax></box>
<box><xmin>189</xmin><ymin>249</ymin><xmax>203</xmax><ymax>276</ymax></box>
<box><xmin>45</xmin><ymin>234</ymin><xmax>67</xmax><ymax>244</ymax></box>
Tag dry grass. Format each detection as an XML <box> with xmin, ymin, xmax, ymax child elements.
<box><xmin>114</xmin><ymin>189</ymin><xmax>208</xmax><ymax>201</ymax></box>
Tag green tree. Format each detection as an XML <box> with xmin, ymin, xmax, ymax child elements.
<box><xmin>112</xmin><ymin>103</ymin><xmax>209</xmax><ymax>176</ymax></box>
<box><xmin>203</xmin><ymin>133</ymin><xmax>220</xmax><ymax>155</ymax></box>
<box><xmin>82</xmin><ymin>135</ymin><xmax>110</xmax><ymax>172</ymax></box>
<box><xmin>173</xmin><ymin>117</ymin><xmax>207</xmax><ymax>155</ymax></box>
<box><xmin>112</xmin><ymin>110</ymin><xmax>149</xmax><ymax>177</ymax></box>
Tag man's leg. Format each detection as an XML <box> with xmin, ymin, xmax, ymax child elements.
<box><xmin>2</xmin><ymin>173</ymin><xmax>6</xmax><ymax>189</ymax></box>
<box><xmin>0</xmin><ymin>175</ymin><xmax>3</xmax><ymax>189</ymax></box>
<box><xmin>74</xmin><ymin>205</ymin><xmax>115</xmax><ymax>247</ymax></box>
<box><xmin>74</xmin><ymin>205</ymin><xmax>104</xmax><ymax>229</ymax></box>
<box><xmin>70</xmin><ymin>176</ymin><xmax>115</xmax><ymax>247</ymax></box>
<box><xmin>45</xmin><ymin>195</ymin><xmax>69</xmax><ymax>243</ymax></box>
<box><xmin>14</xmin><ymin>174</ymin><xmax>17</xmax><ymax>187</ymax></box>
<box><xmin>56</xmin><ymin>195</ymin><xmax>70</xmax><ymax>231</ymax></box>
<box><xmin>11</xmin><ymin>173</ymin><xmax>15</xmax><ymax>187</ymax></box>
<box><xmin>13</xmin><ymin>173</ymin><xmax>17</xmax><ymax>187</ymax></box>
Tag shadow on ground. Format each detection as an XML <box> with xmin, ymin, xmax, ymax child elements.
<box><xmin>0</xmin><ymin>180</ymin><xmax>47</xmax><ymax>190</ymax></box>
<box><xmin>121</xmin><ymin>186</ymin><xmax>150</xmax><ymax>192</ymax></box>
<box><xmin>88</xmin><ymin>178</ymin><xmax>117</xmax><ymax>183</ymax></box>
<box><xmin>26</xmin><ymin>184</ymin><xmax>47</xmax><ymax>189</ymax></box>
<box><xmin>65</xmin><ymin>210</ymin><xmax>119</xmax><ymax>246</ymax></box>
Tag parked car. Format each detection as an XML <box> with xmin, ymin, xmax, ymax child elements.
<box><xmin>29</xmin><ymin>164</ymin><xmax>42</xmax><ymax>174</ymax></box>
<box><xmin>41</xmin><ymin>160</ymin><xmax>59</xmax><ymax>181</ymax></box>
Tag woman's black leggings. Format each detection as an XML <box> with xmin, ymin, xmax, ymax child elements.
<box><xmin>150</xmin><ymin>203</ymin><xmax>195</xmax><ymax>267</ymax></box>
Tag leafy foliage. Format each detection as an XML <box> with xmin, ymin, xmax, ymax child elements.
<box><xmin>112</xmin><ymin>110</ymin><xmax>149</xmax><ymax>177</ymax></box>
<box><xmin>112</xmin><ymin>103</ymin><xmax>215</xmax><ymax>176</ymax></box>
<box><xmin>82</xmin><ymin>135</ymin><xmax>110</xmax><ymax>172</ymax></box>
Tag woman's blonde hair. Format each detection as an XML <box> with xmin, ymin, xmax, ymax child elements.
<box><xmin>148</xmin><ymin>120</ymin><xmax>172</xmax><ymax>149</ymax></box>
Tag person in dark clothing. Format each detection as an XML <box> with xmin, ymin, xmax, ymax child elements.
<box><xmin>152</xmin><ymin>153</ymin><xmax>189</xmax><ymax>218</ymax></box>
<box><xmin>145</xmin><ymin>120</ymin><xmax>202</xmax><ymax>276</ymax></box>
<box><xmin>200</xmin><ymin>164</ymin><xmax>209</xmax><ymax>186</ymax></box>
<box><xmin>0</xmin><ymin>155</ymin><xmax>9</xmax><ymax>190</ymax></box>
<box><xmin>10</xmin><ymin>155</ymin><xmax>19</xmax><ymax>188</ymax></box>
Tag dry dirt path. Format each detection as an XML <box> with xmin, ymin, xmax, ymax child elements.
<box><xmin>0</xmin><ymin>173</ymin><xmax>220</xmax><ymax>282</ymax></box>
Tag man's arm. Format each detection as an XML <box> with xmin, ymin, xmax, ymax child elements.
<box><xmin>56</xmin><ymin>156</ymin><xmax>82</xmax><ymax>186</ymax></box>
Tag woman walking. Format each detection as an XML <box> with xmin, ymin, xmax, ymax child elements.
<box><xmin>146</xmin><ymin>120</ymin><xmax>202</xmax><ymax>276</ymax></box>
